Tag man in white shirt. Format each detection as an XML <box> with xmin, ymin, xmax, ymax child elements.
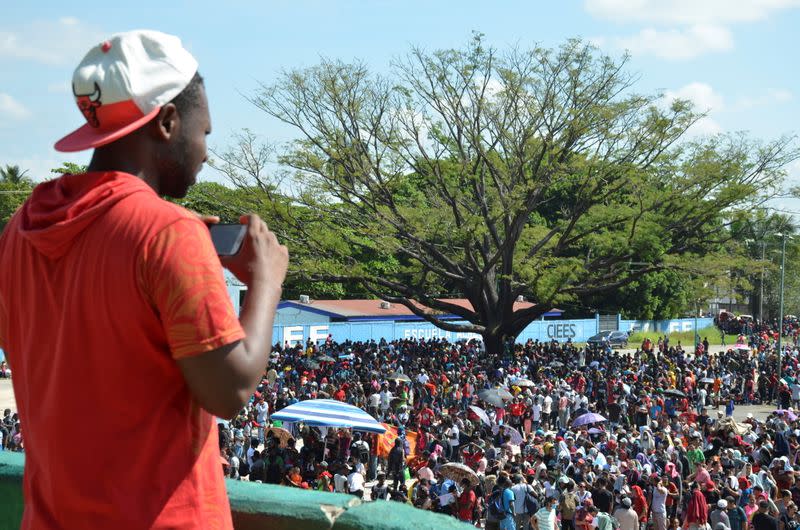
<box><xmin>255</xmin><ymin>396</ymin><xmax>269</xmax><ymax>442</ymax></box>
<box><xmin>448</xmin><ymin>422</ymin><xmax>460</xmax><ymax>461</ymax></box>
<box><xmin>379</xmin><ymin>384</ymin><xmax>392</xmax><ymax>420</ymax></box>
<box><xmin>368</xmin><ymin>391</ymin><xmax>381</xmax><ymax>417</ymax></box>
<box><xmin>698</xmin><ymin>387</ymin><xmax>708</xmax><ymax>410</ymax></box>
<box><xmin>334</xmin><ymin>467</ymin><xmax>348</xmax><ymax>493</ymax></box>
<box><xmin>651</xmin><ymin>476</ymin><xmax>669</xmax><ymax>530</ymax></box>
<box><xmin>417</xmin><ymin>370</ymin><xmax>429</xmax><ymax>385</ymax></box>
<box><xmin>347</xmin><ymin>466</ymin><xmax>365</xmax><ymax>499</ymax></box>
<box><xmin>246</xmin><ymin>438</ymin><xmax>258</xmax><ymax>467</ymax></box>
<box><xmin>532</xmin><ymin>400</ymin><xmax>542</xmax><ymax>429</ymax></box>
<box><xmin>542</xmin><ymin>395</ymin><xmax>553</xmax><ymax>428</ymax></box>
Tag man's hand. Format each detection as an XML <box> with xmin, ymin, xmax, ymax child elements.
<box><xmin>177</xmin><ymin>213</ymin><xmax>287</xmax><ymax>419</ymax></box>
<box><xmin>221</xmin><ymin>214</ymin><xmax>288</xmax><ymax>289</ymax></box>
<box><xmin>189</xmin><ymin>211</ymin><xmax>220</xmax><ymax>226</ymax></box>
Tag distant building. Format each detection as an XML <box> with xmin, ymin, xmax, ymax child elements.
<box><xmin>274</xmin><ymin>297</ymin><xmax>563</xmax><ymax>325</ymax></box>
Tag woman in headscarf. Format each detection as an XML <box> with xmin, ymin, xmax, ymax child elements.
<box><xmin>636</xmin><ymin>452</ymin><xmax>653</xmax><ymax>475</ymax></box>
<box><xmin>684</xmin><ymin>485</ymin><xmax>710</xmax><ymax>530</ymax></box>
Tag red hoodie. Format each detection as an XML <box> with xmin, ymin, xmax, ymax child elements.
<box><xmin>0</xmin><ymin>172</ymin><xmax>243</xmax><ymax>529</ymax></box>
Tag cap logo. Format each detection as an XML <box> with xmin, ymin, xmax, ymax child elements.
<box><xmin>73</xmin><ymin>82</ymin><xmax>102</xmax><ymax>128</ymax></box>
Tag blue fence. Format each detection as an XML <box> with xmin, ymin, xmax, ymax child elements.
<box><xmin>0</xmin><ymin>318</ymin><xmax>717</xmax><ymax>362</ymax></box>
<box><xmin>620</xmin><ymin>317</ymin><xmax>714</xmax><ymax>334</ymax></box>
<box><xmin>272</xmin><ymin>316</ymin><xmax>715</xmax><ymax>346</ymax></box>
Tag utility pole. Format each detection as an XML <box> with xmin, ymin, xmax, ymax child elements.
<box><xmin>777</xmin><ymin>233</ymin><xmax>787</xmax><ymax>385</ymax></box>
<box><xmin>760</xmin><ymin>241</ymin><xmax>765</xmax><ymax>323</ymax></box>
<box><xmin>694</xmin><ymin>300</ymin><xmax>700</xmax><ymax>352</ymax></box>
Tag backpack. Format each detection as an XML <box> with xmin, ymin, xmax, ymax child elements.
<box><xmin>525</xmin><ymin>491</ymin><xmax>539</xmax><ymax>515</ymax></box>
<box><xmin>559</xmin><ymin>492</ymin><xmax>577</xmax><ymax>518</ymax></box>
<box><xmin>354</xmin><ymin>441</ymin><xmax>370</xmax><ymax>464</ymax></box>
<box><xmin>488</xmin><ymin>490</ymin><xmax>508</xmax><ymax>520</ymax></box>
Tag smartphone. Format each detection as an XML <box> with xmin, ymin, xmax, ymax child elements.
<box><xmin>209</xmin><ymin>224</ymin><xmax>247</xmax><ymax>256</ymax></box>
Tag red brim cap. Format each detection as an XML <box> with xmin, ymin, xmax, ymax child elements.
<box><xmin>54</xmin><ymin>101</ymin><xmax>160</xmax><ymax>152</ymax></box>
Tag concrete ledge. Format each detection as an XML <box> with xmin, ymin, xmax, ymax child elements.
<box><xmin>0</xmin><ymin>451</ymin><xmax>24</xmax><ymax>530</ymax></box>
<box><xmin>0</xmin><ymin>452</ymin><xmax>472</xmax><ymax>529</ymax></box>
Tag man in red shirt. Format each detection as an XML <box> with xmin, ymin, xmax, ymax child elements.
<box><xmin>0</xmin><ymin>30</ymin><xmax>288</xmax><ymax>529</ymax></box>
<box><xmin>457</xmin><ymin>478</ymin><xmax>477</xmax><ymax>522</ymax></box>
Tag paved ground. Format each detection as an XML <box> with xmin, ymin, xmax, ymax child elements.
<box><xmin>0</xmin><ymin>380</ymin><xmax>13</xmax><ymax>413</ymax></box>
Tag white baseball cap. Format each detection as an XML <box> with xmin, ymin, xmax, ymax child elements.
<box><xmin>55</xmin><ymin>29</ymin><xmax>198</xmax><ymax>152</ymax></box>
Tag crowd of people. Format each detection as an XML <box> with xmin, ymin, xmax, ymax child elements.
<box><xmin>205</xmin><ymin>317</ymin><xmax>800</xmax><ymax>528</ymax></box>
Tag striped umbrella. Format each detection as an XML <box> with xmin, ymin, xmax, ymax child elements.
<box><xmin>271</xmin><ymin>399</ymin><xmax>387</xmax><ymax>434</ymax></box>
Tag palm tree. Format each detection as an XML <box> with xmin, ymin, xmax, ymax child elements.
<box><xmin>0</xmin><ymin>165</ymin><xmax>31</xmax><ymax>185</ymax></box>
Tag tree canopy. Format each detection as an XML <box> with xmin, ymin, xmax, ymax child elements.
<box><xmin>0</xmin><ymin>165</ymin><xmax>33</xmax><ymax>230</ymax></box>
<box><xmin>213</xmin><ymin>37</ymin><xmax>798</xmax><ymax>351</ymax></box>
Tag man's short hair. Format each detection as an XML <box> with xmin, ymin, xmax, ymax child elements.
<box><xmin>759</xmin><ymin>500</ymin><xmax>770</xmax><ymax>510</ymax></box>
<box><xmin>170</xmin><ymin>71</ymin><xmax>205</xmax><ymax>116</ymax></box>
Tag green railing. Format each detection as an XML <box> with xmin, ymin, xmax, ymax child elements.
<box><xmin>0</xmin><ymin>452</ymin><xmax>471</xmax><ymax>529</ymax></box>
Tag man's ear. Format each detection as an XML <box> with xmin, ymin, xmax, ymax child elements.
<box><xmin>152</xmin><ymin>102</ymin><xmax>180</xmax><ymax>141</ymax></box>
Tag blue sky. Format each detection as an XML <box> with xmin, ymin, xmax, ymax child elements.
<box><xmin>3</xmin><ymin>0</ymin><xmax>800</xmax><ymax>212</ymax></box>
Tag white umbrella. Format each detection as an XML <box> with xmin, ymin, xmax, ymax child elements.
<box><xmin>271</xmin><ymin>399</ymin><xmax>386</xmax><ymax>434</ymax></box>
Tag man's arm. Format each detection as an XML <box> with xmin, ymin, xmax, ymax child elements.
<box><xmin>177</xmin><ymin>215</ymin><xmax>288</xmax><ymax>418</ymax></box>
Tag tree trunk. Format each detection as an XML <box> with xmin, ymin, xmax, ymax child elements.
<box><xmin>481</xmin><ymin>331</ymin><xmax>505</xmax><ymax>357</ymax></box>
<box><xmin>481</xmin><ymin>320</ymin><xmax>518</xmax><ymax>357</ymax></box>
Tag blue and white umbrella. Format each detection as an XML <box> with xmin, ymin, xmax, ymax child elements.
<box><xmin>271</xmin><ymin>399</ymin><xmax>386</xmax><ymax>434</ymax></box>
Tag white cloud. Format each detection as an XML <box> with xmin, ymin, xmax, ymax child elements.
<box><xmin>663</xmin><ymin>82</ymin><xmax>725</xmax><ymax>112</ymax></box>
<box><xmin>661</xmin><ymin>82</ymin><xmax>724</xmax><ymax>136</ymax></box>
<box><xmin>733</xmin><ymin>88</ymin><xmax>793</xmax><ymax>110</ymax></box>
<box><xmin>0</xmin><ymin>18</ymin><xmax>105</xmax><ymax>66</ymax></box>
<box><xmin>686</xmin><ymin>116</ymin><xmax>724</xmax><ymax>136</ymax></box>
<box><xmin>584</xmin><ymin>0</ymin><xmax>800</xmax><ymax>25</ymax></box>
<box><xmin>0</xmin><ymin>93</ymin><xmax>31</xmax><ymax>121</ymax></box>
<box><xmin>610</xmin><ymin>25</ymin><xmax>734</xmax><ymax>60</ymax></box>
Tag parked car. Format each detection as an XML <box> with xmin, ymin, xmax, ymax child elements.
<box><xmin>586</xmin><ymin>330</ymin><xmax>629</xmax><ymax>348</ymax></box>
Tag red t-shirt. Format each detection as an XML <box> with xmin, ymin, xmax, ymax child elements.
<box><xmin>458</xmin><ymin>489</ymin><xmax>477</xmax><ymax>521</ymax></box>
<box><xmin>0</xmin><ymin>172</ymin><xmax>243</xmax><ymax>529</ymax></box>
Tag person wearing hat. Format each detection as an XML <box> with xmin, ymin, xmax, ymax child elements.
<box><xmin>0</xmin><ymin>30</ymin><xmax>288</xmax><ymax>529</ymax></box>
<box><xmin>372</xmin><ymin>472</ymin><xmax>389</xmax><ymax>500</ymax></box>
<box><xmin>710</xmin><ymin>499</ymin><xmax>732</xmax><ymax>530</ymax></box>
<box><xmin>613</xmin><ymin>497</ymin><xmax>638</xmax><ymax>530</ymax></box>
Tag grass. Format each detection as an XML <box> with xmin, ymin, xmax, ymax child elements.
<box><xmin>626</xmin><ymin>325</ymin><xmax>740</xmax><ymax>347</ymax></box>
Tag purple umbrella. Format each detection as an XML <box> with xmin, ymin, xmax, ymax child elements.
<box><xmin>492</xmin><ymin>424</ymin><xmax>525</xmax><ymax>445</ymax></box>
<box><xmin>572</xmin><ymin>412</ymin><xmax>607</xmax><ymax>427</ymax></box>
<box><xmin>775</xmin><ymin>409</ymin><xmax>798</xmax><ymax>421</ymax></box>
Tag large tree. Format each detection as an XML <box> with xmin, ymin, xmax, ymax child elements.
<box><xmin>217</xmin><ymin>37</ymin><xmax>797</xmax><ymax>352</ymax></box>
